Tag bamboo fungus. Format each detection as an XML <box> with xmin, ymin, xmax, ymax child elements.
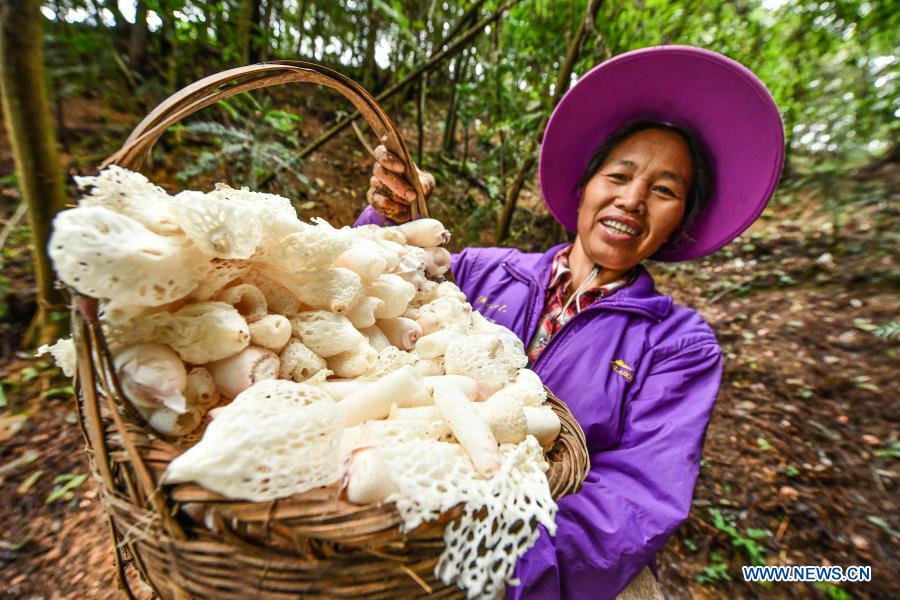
<box><xmin>432</xmin><ymin>380</ymin><xmax>501</xmax><ymax>477</ymax></box>
<box><xmin>377</xmin><ymin>316</ymin><xmax>422</xmax><ymax>350</ymax></box>
<box><xmin>337</xmin><ymin>365</ymin><xmax>423</xmax><ymax>427</ymax></box>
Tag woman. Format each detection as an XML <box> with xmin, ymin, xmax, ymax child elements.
<box><xmin>357</xmin><ymin>46</ymin><xmax>784</xmax><ymax>599</ymax></box>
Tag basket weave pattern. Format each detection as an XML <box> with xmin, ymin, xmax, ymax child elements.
<box><xmin>71</xmin><ymin>62</ymin><xmax>590</xmax><ymax>599</ymax></box>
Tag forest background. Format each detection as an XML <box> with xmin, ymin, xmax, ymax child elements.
<box><xmin>0</xmin><ymin>0</ymin><xmax>897</xmax><ymax>598</ymax></box>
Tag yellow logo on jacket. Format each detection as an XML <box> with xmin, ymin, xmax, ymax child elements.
<box><xmin>610</xmin><ymin>359</ymin><xmax>634</xmax><ymax>382</ymax></box>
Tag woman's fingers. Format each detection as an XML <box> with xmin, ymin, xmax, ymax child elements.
<box><xmin>367</xmin><ymin>186</ymin><xmax>411</xmax><ymax>223</ymax></box>
<box><xmin>367</xmin><ymin>145</ymin><xmax>435</xmax><ymax>222</ymax></box>
<box><xmin>374</xmin><ymin>163</ymin><xmax>417</xmax><ymax>202</ymax></box>
<box><xmin>373</xmin><ymin>145</ymin><xmax>406</xmax><ymax>173</ymax></box>
<box><xmin>418</xmin><ymin>168</ymin><xmax>436</xmax><ymax>198</ymax></box>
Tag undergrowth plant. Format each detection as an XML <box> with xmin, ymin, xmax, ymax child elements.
<box><xmin>176</xmin><ymin>94</ymin><xmax>310</xmax><ymax>197</ymax></box>
<box><xmin>707</xmin><ymin>508</ymin><xmax>769</xmax><ymax>567</ymax></box>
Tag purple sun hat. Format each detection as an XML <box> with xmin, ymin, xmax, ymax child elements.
<box><xmin>539</xmin><ymin>45</ymin><xmax>784</xmax><ymax>262</ymax></box>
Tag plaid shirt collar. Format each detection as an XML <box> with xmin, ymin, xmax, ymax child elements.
<box><xmin>526</xmin><ymin>244</ymin><xmax>635</xmax><ymax>363</ymax></box>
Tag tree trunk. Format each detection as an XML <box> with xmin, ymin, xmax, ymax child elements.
<box><xmin>236</xmin><ymin>0</ymin><xmax>253</xmax><ymax>65</ymax></box>
<box><xmin>294</xmin><ymin>0</ymin><xmax>308</xmax><ymax>56</ymax></box>
<box><xmin>0</xmin><ymin>0</ymin><xmax>69</xmax><ymax>347</ymax></box>
<box><xmin>492</xmin><ymin>21</ymin><xmax>507</xmax><ymax>192</ymax></box>
<box><xmin>362</xmin><ymin>0</ymin><xmax>378</xmax><ymax>90</ymax></box>
<box><xmin>299</xmin><ymin>0</ymin><xmax>522</xmax><ymax>159</ymax></box>
<box><xmin>259</xmin><ymin>0</ymin><xmax>276</xmax><ymax>62</ymax></box>
<box><xmin>417</xmin><ymin>74</ymin><xmax>427</xmax><ymax>165</ymax></box>
<box><xmin>129</xmin><ymin>0</ymin><xmax>148</xmax><ymax>70</ymax></box>
<box><xmin>248</xmin><ymin>0</ymin><xmax>264</xmax><ymax>64</ymax></box>
<box><xmin>441</xmin><ymin>48</ymin><xmax>470</xmax><ymax>155</ymax></box>
<box><xmin>496</xmin><ymin>0</ymin><xmax>604</xmax><ymax>242</ymax></box>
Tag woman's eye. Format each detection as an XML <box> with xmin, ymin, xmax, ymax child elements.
<box><xmin>653</xmin><ymin>185</ymin><xmax>677</xmax><ymax>197</ymax></box>
<box><xmin>607</xmin><ymin>173</ymin><xmax>628</xmax><ymax>182</ymax></box>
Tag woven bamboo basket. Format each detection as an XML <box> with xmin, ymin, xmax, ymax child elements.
<box><xmin>70</xmin><ymin>61</ymin><xmax>590</xmax><ymax>599</ymax></box>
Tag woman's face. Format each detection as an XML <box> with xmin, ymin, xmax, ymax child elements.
<box><xmin>576</xmin><ymin>129</ymin><xmax>693</xmax><ymax>271</ymax></box>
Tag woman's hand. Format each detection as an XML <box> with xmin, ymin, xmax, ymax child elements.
<box><xmin>367</xmin><ymin>145</ymin><xmax>436</xmax><ymax>223</ymax></box>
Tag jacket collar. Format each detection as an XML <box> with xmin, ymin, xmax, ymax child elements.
<box><xmin>502</xmin><ymin>243</ymin><xmax>672</xmax><ymax>322</ymax></box>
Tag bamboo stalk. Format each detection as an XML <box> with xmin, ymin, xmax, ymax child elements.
<box><xmin>496</xmin><ymin>0</ymin><xmax>604</xmax><ymax>242</ymax></box>
<box><xmin>298</xmin><ymin>0</ymin><xmax>522</xmax><ymax>160</ymax></box>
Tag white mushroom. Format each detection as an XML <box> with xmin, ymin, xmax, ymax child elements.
<box><xmin>188</xmin><ymin>260</ymin><xmax>251</xmax><ymax>302</ymax></box>
<box><xmin>388</xmin><ymin>404</ymin><xmax>443</xmax><ymax>421</ymax></box>
<box><xmin>432</xmin><ymin>379</ymin><xmax>500</xmax><ymax>477</ymax></box>
<box><xmin>138</xmin><ymin>302</ymin><xmax>251</xmax><ymax>364</ymax></box>
<box><xmin>75</xmin><ymin>166</ymin><xmax>180</xmax><ymax>235</ymax></box>
<box><xmin>242</xmin><ymin>268</ymin><xmax>304</xmax><ymax>317</ymax></box>
<box><xmin>290</xmin><ymin>311</ymin><xmax>365</xmax><ymax>357</ymax></box>
<box><xmin>140</xmin><ymin>405</ymin><xmax>203</xmax><ymax>437</ymax></box>
<box><xmin>337</xmin><ymin>365</ymin><xmax>423</xmax><ymax>427</ymax></box>
<box><xmin>279</xmin><ymin>339</ymin><xmax>328</xmax><ymax>383</ymax></box>
<box><xmin>334</xmin><ymin>246</ymin><xmax>388</xmax><ymax>281</ymax></box>
<box><xmin>487</xmin><ymin>368</ymin><xmax>548</xmax><ymax>407</ymax></box>
<box><xmin>327</xmin><ymin>341</ymin><xmax>378</xmax><ymax>379</ymax></box>
<box><xmin>316</xmin><ymin>378</ymin><xmax>368</xmax><ymax>401</ymax></box>
<box><xmin>35</xmin><ymin>337</ymin><xmax>77</xmax><ymax>378</ymax></box>
<box><xmin>216</xmin><ymin>283</ymin><xmax>268</xmax><ymax>323</ymax></box>
<box><xmin>48</xmin><ymin>206</ymin><xmax>205</xmax><ymax>306</ymax></box>
<box><xmin>422</xmin><ymin>246</ymin><xmax>452</xmax><ymax>278</ymax></box>
<box><xmin>345</xmin><ymin>296</ymin><xmax>385</xmax><ymax>329</ymax></box>
<box><xmin>401</xmin><ymin>306</ymin><xmax>422</xmax><ymax>321</ymax></box>
<box><xmin>417</xmin><ymin>296</ymin><xmax>472</xmax><ymax>334</ymax></box>
<box><xmin>377</xmin><ymin>317</ymin><xmax>422</xmax><ymax>351</ymax></box>
<box><xmin>293</xmin><ymin>268</ymin><xmax>365</xmax><ymax>314</ymax></box>
<box><xmin>360</xmin><ymin>325</ymin><xmax>391</xmax><ymax>352</ymax></box>
<box><xmin>412</xmin><ymin>356</ymin><xmax>445</xmax><ymax>377</ymax></box>
<box><xmin>523</xmin><ymin>406</ymin><xmax>562</xmax><ymax>450</ymax></box>
<box><xmin>474</xmin><ymin>395</ymin><xmax>528</xmax><ymax>445</ymax></box>
<box><xmin>344</xmin><ymin>235</ymin><xmax>401</xmax><ymax>271</ymax></box>
<box><xmin>415</xmin><ymin>313</ymin><xmax>442</xmax><ymax>336</ymax></box>
<box><xmin>184</xmin><ymin>367</ymin><xmax>219</xmax><ymax>410</ymax></box>
<box><xmin>174</xmin><ymin>190</ymin><xmax>262</xmax><ymax>259</ymax></box>
<box><xmin>248</xmin><ymin>314</ymin><xmax>292</xmax><ymax>351</ymax></box>
<box><xmin>113</xmin><ymin>343</ymin><xmax>188</xmax><ymax>414</ymax></box>
<box><xmin>444</xmin><ymin>333</ymin><xmax>524</xmax><ymax>398</ymax></box>
<box><xmin>396</xmin><ymin>219</ymin><xmax>451</xmax><ymax>247</ymax></box>
<box><xmin>257</xmin><ymin>219</ymin><xmax>352</xmax><ymax>271</ymax></box>
<box><xmin>411</xmin><ymin>280</ymin><xmax>440</xmax><ymax>307</ymax></box>
<box><xmin>345</xmin><ymin>448</ymin><xmax>400</xmax><ymax>505</ymax></box>
<box><xmin>367</xmin><ymin>274</ymin><xmax>416</xmax><ymax>319</ymax></box>
<box><xmin>414</xmin><ymin>329</ymin><xmax>456</xmax><ymax>359</ymax></box>
<box><xmin>207</xmin><ymin>346</ymin><xmax>280</xmax><ymax>398</ymax></box>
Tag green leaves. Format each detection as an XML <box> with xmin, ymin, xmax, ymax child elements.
<box><xmin>708</xmin><ymin>508</ymin><xmax>769</xmax><ymax>567</ymax></box>
<box><xmin>45</xmin><ymin>473</ymin><xmax>89</xmax><ymax>504</ymax></box>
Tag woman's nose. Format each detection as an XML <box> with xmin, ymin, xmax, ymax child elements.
<box><xmin>615</xmin><ymin>182</ymin><xmax>647</xmax><ymax>213</ymax></box>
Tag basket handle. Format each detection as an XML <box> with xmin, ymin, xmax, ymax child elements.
<box><xmin>101</xmin><ymin>60</ymin><xmax>429</xmax><ymax>219</ymax></box>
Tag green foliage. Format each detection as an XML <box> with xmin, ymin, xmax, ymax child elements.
<box><xmin>815</xmin><ymin>582</ymin><xmax>855</xmax><ymax>600</ymax></box>
<box><xmin>695</xmin><ymin>551</ymin><xmax>731</xmax><ymax>584</ymax></box>
<box><xmin>708</xmin><ymin>508</ymin><xmax>769</xmax><ymax>566</ymax></box>
<box><xmin>176</xmin><ymin>95</ymin><xmax>309</xmax><ymax>194</ymax></box>
<box><xmin>873</xmin><ymin>321</ymin><xmax>900</xmax><ymax>340</ymax></box>
<box><xmin>0</xmin><ymin>274</ymin><xmax>10</xmax><ymax>320</ymax></box>
<box><xmin>38</xmin><ymin>0</ymin><xmax>898</xmax><ymax>236</ymax></box>
<box><xmin>45</xmin><ymin>472</ymin><xmax>88</xmax><ymax>504</ymax></box>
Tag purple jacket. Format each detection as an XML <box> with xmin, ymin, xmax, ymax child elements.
<box><xmin>355</xmin><ymin>207</ymin><xmax>723</xmax><ymax>599</ymax></box>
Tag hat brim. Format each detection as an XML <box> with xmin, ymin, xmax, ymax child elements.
<box><xmin>539</xmin><ymin>46</ymin><xmax>784</xmax><ymax>262</ymax></box>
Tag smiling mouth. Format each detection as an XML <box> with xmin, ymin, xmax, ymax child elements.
<box><xmin>599</xmin><ymin>218</ymin><xmax>642</xmax><ymax>237</ymax></box>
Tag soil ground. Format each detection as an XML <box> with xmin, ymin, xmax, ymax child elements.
<box><xmin>0</xmin><ymin>94</ymin><xmax>897</xmax><ymax>599</ymax></box>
